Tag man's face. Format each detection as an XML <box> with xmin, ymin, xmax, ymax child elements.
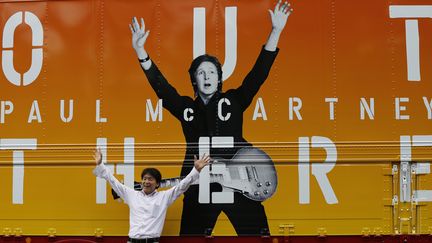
<box><xmin>142</xmin><ymin>174</ymin><xmax>158</xmax><ymax>195</ymax></box>
<box><xmin>195</xmin><ymin>61</ymin><xmax>219</xmax><ymax>97</ymax></box>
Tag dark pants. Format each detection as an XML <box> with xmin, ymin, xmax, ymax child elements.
<box><xmin>179</xmin><ymin>185</ymin><xmax>269</xmax><ymax>236</ymax></box>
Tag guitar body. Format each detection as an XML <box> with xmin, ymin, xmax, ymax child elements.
<box><xmin>211</xmin><ymin>147</ymin><xmax>278</xmax><ymax>201</ymax></box>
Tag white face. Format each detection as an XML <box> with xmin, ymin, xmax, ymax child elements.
<box><xmin>194</xmin><ymin>61</ymin><xmax>219</xmax><ymax>97</ymax></box>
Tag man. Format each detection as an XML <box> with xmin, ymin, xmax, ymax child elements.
<box><xmin>93</xmin><ymin>149</ymin><xmax>210</xmax><ymax>242</ymax></box>
<box><xmin>129</xmin><ymin>0</ymin><xmax>292</xmax><ymax>235</ymax></box>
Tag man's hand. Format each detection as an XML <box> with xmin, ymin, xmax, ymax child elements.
<box><xmin>194</xmin><ymin>154</ymin><xmax>211</xmax><ymax>172</ymax></box>
<box><xmin>269</xmin><ymin>0</ymin><xmax>293</xmax><ymax>33</ymax></box>
<box><xmin>129</xmin><ymin>17</ymin><xmax>149</xmax><ymax>59</ymax></box>
<box><xmin>93</xmin><ymin>148</ymin><xmax>102</xmax><ymax>165</ymax></box>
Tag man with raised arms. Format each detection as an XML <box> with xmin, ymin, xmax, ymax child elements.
<box><xmin>130</xmin><ymin>0</ymin><xmax>293</xmax><ymax>235</ymax></box>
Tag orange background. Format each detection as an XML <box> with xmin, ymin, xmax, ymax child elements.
<box><xmin>0</xmin><ymin>0</ymin><xmax>431</xmax><ymax>236</ymax></box>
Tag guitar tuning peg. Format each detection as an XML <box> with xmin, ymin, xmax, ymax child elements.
<box><xmin>263</xmin><ymin>190</ymin><xmax>269</xmax><ymax>195</ymax></box>
<box><xmin>265</xmin><ymin>181</ymin><xmax>271</xmax><ymax>186</ymax></box>
<box><xmin>257</xmin><ymin>182</ymin><xmax>262</xmax><ymax>187</ymax></box>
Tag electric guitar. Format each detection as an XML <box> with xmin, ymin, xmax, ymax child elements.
<box><xmin>112</xmin><ymin>147</ymin><xmax>278</xmax><ymax>202</ymax></box>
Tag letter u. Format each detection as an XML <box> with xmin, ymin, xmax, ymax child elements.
<box><xmin>193</xmin><ymin>7</ymin><xmax>237</xmax><ymax>81</ymax></box>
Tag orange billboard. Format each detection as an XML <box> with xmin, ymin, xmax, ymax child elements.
<box><xmin>0</xmin><ymin>0</ymin><xmax>431</xmax><ymax>237</ymax></box>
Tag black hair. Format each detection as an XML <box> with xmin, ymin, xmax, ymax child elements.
<box><xmin>188</xmin><ymin>54</ymin><xmax>223</xmax><ymax>95</ymax></box>
<box><xmin>141</xmin><ymin>168</ymin><xmax>162</xmax><ymax>188</ymax></box>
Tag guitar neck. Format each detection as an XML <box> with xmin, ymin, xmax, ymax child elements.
<box><xmin>159</xmin><ymin>175</ymin><xmax>221</xmax><ymax>188</ymax></box>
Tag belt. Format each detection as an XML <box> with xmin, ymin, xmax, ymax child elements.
<box><xmin>128</xmin><ymin>237</ymin><xmax>159</xmax><ymax>243</ymax></box>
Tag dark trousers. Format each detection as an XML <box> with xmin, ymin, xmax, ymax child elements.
<box><xmin>179</xmin><ymin>185</ymin><xmax>269</xmax><ymax>236</ymax></box>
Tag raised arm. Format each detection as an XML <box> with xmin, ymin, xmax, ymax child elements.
<box><xmin>265</xmin><ymin>1</ymin><xmax>293</xmax><ymax>51</ymax></box>
<box><xmin>165</xmin><ymin>154</ymin><xmax>210</xmax><ymax>205</ymax></box>
<box><xmin>233</xmin><ymin>1</ymin><xmax>293</xmax><ymax>110</ymax></box>
<box><xmin>130</xmin><ymin>17</ymin><xmax>188</xmax><ymax>119</ymax></box>
<box><xmin>93</xmin><ymin>148</ymin><xmax>132</xmax><ymax>203</ymax></box>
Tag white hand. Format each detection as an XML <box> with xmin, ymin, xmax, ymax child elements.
<box><xmin>129</xmin><ymin>17</ymin><xmax>150</xmax><ymax>56</ymax></box>
<box><xmin>268</xmin><ymin>0</ymin><xmax>293</xmax><ymax>32</ymax></box>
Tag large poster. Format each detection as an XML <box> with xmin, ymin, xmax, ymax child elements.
<box><xmin>0</xmin><ymin>0</ymin><xmax>431</xmax><ymax>236</ymax></box>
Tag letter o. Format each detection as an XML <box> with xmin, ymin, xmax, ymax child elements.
<box><xmin>2</xmin><ymin>11</ymin><xmax>43</xmax><ymax>86</ymax></box>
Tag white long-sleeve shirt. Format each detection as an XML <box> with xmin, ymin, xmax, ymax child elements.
<box><xmin>93</xmin><ymin>163</ymin><xmax>199</xmax><ymax>239</ymax></box>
